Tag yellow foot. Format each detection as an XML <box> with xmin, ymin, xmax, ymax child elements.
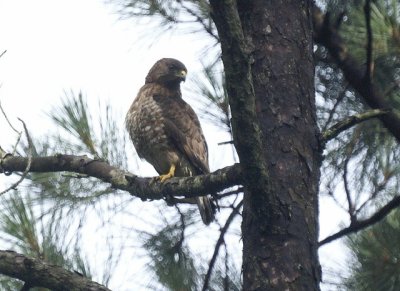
<box><xmin>159</xmin><ymin>164</ymin><xmax>176</xmax><ymax>182</ymax></box>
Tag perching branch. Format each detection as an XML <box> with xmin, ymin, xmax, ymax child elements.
<box><xmin>322</xmin><ymin>109</ymin><xmax>391</xmax><ymax>142</ymax></box>
<box><xmin>0</xmin><ymin>150</ymin><xmax>242</xmax><ymax>201</ymax></box>
<box><xmin>313</xmin><ymin>5</ymin><xmax>400</xmax><ymax>143</ymax></box>
<box><xmin>0</xmin><ymin>250</ymin><xmax>110</xmax><ymax>291</ymax></box>
<box><xmin>319</xmin><ymin>194</ymin><xmax>400</xmax><ymax>246</ymax></box>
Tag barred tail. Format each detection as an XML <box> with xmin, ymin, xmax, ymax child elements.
<box><xmin>196</xmin><ymin>195</ymin><xmax>216</xmax><ymax>225</ymax></box>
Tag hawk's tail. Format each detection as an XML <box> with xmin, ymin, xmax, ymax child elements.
<box><xmin>196</xmin><ymin>195</ymin><xmax>216</xmax><ymax>225</ymax></box>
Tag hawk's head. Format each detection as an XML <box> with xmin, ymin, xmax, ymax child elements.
<box><xmin>145</xmin><ymin>58</ymin><xmax>187</xmax><ymax>87</ymax></box>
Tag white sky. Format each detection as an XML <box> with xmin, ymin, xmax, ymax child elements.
<box><xmin>0</xmin><ymin>1</ymin><xmax>349</xmax><ymax>290</ymax></box>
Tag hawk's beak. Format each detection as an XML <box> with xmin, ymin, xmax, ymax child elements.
<box><xmin>177</xmin><ymin>70</ymin><xmax>187</xmax><ymax>81</ymax></box>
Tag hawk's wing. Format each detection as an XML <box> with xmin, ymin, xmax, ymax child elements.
<box><xmin>153</xmin><ymin>94</ymin><xmax>210</xmax><ymax>175</ymax></box>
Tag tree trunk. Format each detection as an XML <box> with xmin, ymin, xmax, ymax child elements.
<box><xmin>211</xmin><ymin>1</ymin><xmax>321</xmax><ymax>289</ymax></box>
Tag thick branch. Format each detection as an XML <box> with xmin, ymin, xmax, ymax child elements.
<box><xmin>0</xmin><ymin>151</ymin><xmax>242</xmax><ymax>200</ymax></box>
<box><xmin>322</xmin><ymin>109</ymin><xmax>390</xmax><ymax>142</ymax></box>
<box><xmin>313</xmin><ymin>6</ymin><xmax>400</xmax><ymax>143</ymax></box>
<box><xmin>319</xmin><ymin>194</ymin><xmax>400</xmax><ymax>246</ymax></box>
<box><xmin>0</xmin><ymin>250</ymin><xmax>110</xmax><ymax>291</ymax></box>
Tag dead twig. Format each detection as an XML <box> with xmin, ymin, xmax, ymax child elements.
<box><xmin>319</xmin><ymin>194</ymin><xmax>400</xmax><ymax>246</ymax></box>
<box><xmin>0</xmin><ymin>119</ymin><xmax>33</xmax><ymax>196</ymax></box>
<box><xmin>322</xmin><ymin>109</ymin><xmax>391</xmax><ymax>142</ymax></box>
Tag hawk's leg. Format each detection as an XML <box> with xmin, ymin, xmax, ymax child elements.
<box><xmin>159</xmin><ymin>164</ymin><xmax>176</xmax><ymax>182</ymax></box>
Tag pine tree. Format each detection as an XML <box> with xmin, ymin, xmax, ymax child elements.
<box><xmin>1</xmin><ymin>0</ymin><xmax>400</xmax><ymax>290</ymax></box>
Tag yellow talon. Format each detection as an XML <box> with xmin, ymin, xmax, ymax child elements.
<box><xmin>159</xmin><ymin>164</ymin><xmax>176</xmax><ymax>182</ymax></box>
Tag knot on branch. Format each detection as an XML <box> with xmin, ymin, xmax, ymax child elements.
<box><xmin>124</xmin><ymin>173</ymin><xmax>149</xmax><ymax>201</ymax></box>
<box><xmin>0</xmin><ymin>152</ymin><xmax>13</xmax><ymax>176</ymax></box>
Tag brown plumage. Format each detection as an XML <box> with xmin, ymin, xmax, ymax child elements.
<box><xmin>125</xmin><ymin>58</ymin><xmax>215</xmax><ymax>225</ymax></box>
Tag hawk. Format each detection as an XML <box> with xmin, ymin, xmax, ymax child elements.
<box><xmin>125</xmin><ymin>58</ymin><xmax>215</xmax><ymax>225</ymax></box>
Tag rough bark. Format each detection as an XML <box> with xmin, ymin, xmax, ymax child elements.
<box><xmin>210</xmin><ymin>1</ymin><xmax>321</xmax><ymax>290</ymax></box>
<box><xmin>0</xmin><ymin>151</ymin><xmax>242</xmax><ymax>200</ymax></box>
<box><xmin>0</xmin><ymin>250</ymin><xmax>110</xmax><ymax>291</ymax></box>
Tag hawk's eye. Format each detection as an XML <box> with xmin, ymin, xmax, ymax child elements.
<box><xmin>168</xmin><ymin>64</ymin><xmax>177</xmax><ymax>70</ymax></box>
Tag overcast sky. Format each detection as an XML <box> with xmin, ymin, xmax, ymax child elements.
<box><xmin>0</xmin><ymin>1</ymin><xmax>349</xmax><ymax>290</ymax></box>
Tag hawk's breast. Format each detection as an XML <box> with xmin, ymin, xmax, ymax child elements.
<box><xmin>126</xmin><ymin>93</ymin><xmax>166</xmax><ymax>154</ymax></box>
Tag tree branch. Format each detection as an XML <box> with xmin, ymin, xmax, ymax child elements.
<box><xmin>0</xmin><ymin>250</ymin><xmax>110</xmax><ymax>291</ymax></box>
<box><xmin>364</xmin><ymin>0</ymin><xmax>374</xmax><ymax>82</ymax></box>
<box><xmin>343</xmin><ymin>154</ymin><xmax>355</xmax><ymax>223</ymax></box>
<box><xmin>0</xmin><ymin>150</ymin><xmax>242</xmax><ymax>201</ymax></box>
<box><xmin>319</xmin><ymin>194</ymin><xmax>400</xmax><ymax>246</ymax></box>
<box><xmin>322</xmin><ymin>108</ymin><xmax>390</xmax><ymax>142</ymax></box>
<box><xmin>313</xmin><ymin>5</ymin><xmax>400</xmax><ymax>143</ymax></box>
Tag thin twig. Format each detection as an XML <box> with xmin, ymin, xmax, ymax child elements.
<box><xmin>0</xmin><ymin>100</ymin><xmax>20</xmax><ymax>134</ymax></box>
<box><xmin>354</xmin><ymin>173</ymin><xmax>392</xmax><ymax>216</ymax></box>
<box><xmin>166</xmin><ymin>197</ymin><xmax>198</xmax><ymax>205</ymax></box>
<box><xmin>223</xmin><ymin>242</ymin><xmax>229</xmax><ymax>290</ymax></box>
<box><xmin>11</xmin><ymin>133</ymin><xmax>23</xmax><ymax>156</ymax></box>
<box><xmin>322</xmin><ymin>109</ymin><xmax>391</xmax><ymax>142</ymax></box>
<box><xmin>0</xmin><ymin>50</ymin><xmax>6</xmax><ymax>59</ymax></box>
<box><xmin>321</xmin><ymin>84</ymin><xmax>349</xmax><ymax>133</ymax></box>
<box><xmin>218</xmin><ymin>186</ymin><xmax>243</xmax><ymax>198</ymax></box>
<box><xmin>343</xmin><ymin>155</ymin><xmax>355</xmax><ymax>223</ymax></box>
<box><xmin>202</xmin><ymin>200</ymin><xmax>243</xmax><ymax>291</ymax></box>
<box><xmin>218</xmin><ymin>140</ymin><xmax>234</xmax><ymax>146</ymax></box>
<box><xmin>174</xmin><ymin>205</ymin><xmax>186</xmax><ymax>250</ymax></box>
<box><xmin>319</xmin><ymin>194</ymin><xmax>400</xmax><ymax>246</ymax></box>
<box><xmin>180</xmin><ymin>3</ymin><xmax>219</xmax><ymax>42</ymax></box>
<box><xmin>364</xmin><ymin>0</ymin><xmax>374</xmax><ymax>82</ymax></box>
<box><xmin>0</xmin><ymin>119</ymin><xmax>33</xmax><ymax>196</ymax></box>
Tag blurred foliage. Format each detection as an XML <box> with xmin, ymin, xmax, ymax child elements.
<box><xmin>316</xmin><ymin>0</ymin><xmax>400</xmax><ymax>289</ymax></box>
<box><xmin>50</xmin><ymin>92</ymin><xmax>98</xmax><ymax>156</ymax></box>
<box><xmin>141</xmin><ymin>208</ymin><xmax>198</xmax><ymax>290</ymax></box>
<box><xmin>316</xmin><ymin>0</ymin><xmax>400</xmax><ymax>213</ymax></box>
<box><xmin>191</xmin><ymin>61</ymin><xmax>231</xmax><ymax>133</ymax></box>
<box><xmin>344</xmin><ymin>210</ymin><xmax>400</xmax><ymax>291</ymax></box>
<box><xmin>0</xmin><ymin>275</ymin><xmax>22</xmax><ymax>291</ymax></box>
<box><xmin>0</xmin><ymin>190</ymin><xmax>93</xmax><ymax>290</ymax></box>
<box><xmin>140</xmin><ymin>204</ymin><xmax>242</xmax><ymax>291</ymax></box>
<box><xmin>112</xmin><ymin>0</ymin><xmax>218</xmax><ymax>40</ymax></box>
